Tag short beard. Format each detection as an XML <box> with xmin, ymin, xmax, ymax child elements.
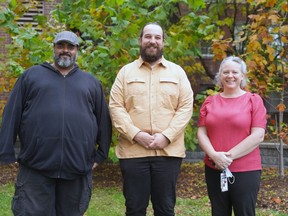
<box><xmin>140</xmin><ymin>46</ymin><xmax>163</xmax><ymax>63</ymax></box>
<box><xmin>54</xmin><ymin>53</ymin><xmax>77</xmax><ymax>68</ymax></box>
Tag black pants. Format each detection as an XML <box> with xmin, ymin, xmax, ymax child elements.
<box><xmin>119</xmin><ymin>156</ymin><xmax>182</xmax><ymax>216</ymax></box>
<box><xmin>11</xmin><ymin>165</ymin><xmax>92</xmax><ymax>216</ymax></box>
<box><xmin>205</xmin><ymin>165</ymin><xmax>261</xmax><ymax>216</ymax></box>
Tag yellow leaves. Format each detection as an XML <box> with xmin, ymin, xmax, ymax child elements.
<box><xmin>89</xmin><ymin>8</ymin><xmax>97</xmax><ymax>16</ymax></box>
<box><xmin>169</xmin><ymin>31</ymin><xmax>176</xmax><ymax>36</ymax></box>
<box><xmin>247</xmin><ymin>40</ymin><xmax>261</xmax><ymax>52</ymax></box>
<box><xmin>0</xmin><ymin>77</ymin><xmax>16</xmax><ymax>92</ymax></box>
<box><xmin>248</xmin><ymin>14</ymin><xmax>257</xmax><ymax>21</ymax></box>
<box><xmin>277</xmin><ymin>103</ymin><xmax>286</xmax><ymax>112</ymax></box>
<box><xmin>246</xmin><ymin>54</ymin><xmax>268</xmax><ymax>72</ymax></box>
<box><xmin>268</xmin><ymin>14</ymin><xmax>279</xmax><ymax>24</ymax></box>
<box><xmin>248</xmin><ymin>0</ymin><xmax>276</xmax><ymax>7</ymax></box>
<box><xmin>266</xmin><ymin>0</ymin><xmax>277</xmax><ymax>8</ymax></box>
<box><xmin>89</xmin><ymin>6</ymin><xmax>107</xmax><ymax>19</ymax></box>
<box><xmin>266</xmin><ymin>45</ymin><xmax>275</xmax><ymax>61</ymax></box>
<box><xmin>262</xmin><ymin>35</ymin><xmax>274</xmax><ymax>44</ymax></box>
<box><xmin>267</xmin><ymin>64</ymin><xmax>276</xmax><ymax>74</ymax></box>
<box><xmin>250</xmin><ymin>22</ymin><xmax>259</xmax><ymax>30</ymax></box>
<box><xmin>254</xmin><ymin>0</ymin><xmax>266</xmax><ymax>5</ymax></box>
<box><xmin>280</xmin><ymin>25</ymin><xmax>288</xmax><ymax>34</ymax></box>
<box><xmin>282</xmin><ymin>36</ymin><xmax>288</xmax><ymax>43</ymax></box>
<box><xmin>206</xmin><ymin>89</ymin><xmax>217</xmax><ymax>96</ymax></box>
<box><xmin>248</xmin><ymin>6</ymin><xmax>283</xmax><ymax>33</ymax></box>
<box><xmin>247</xmin><ymin>60</ymin><xmax>257</xmax><ymax>71</ymax></box>
<box><xmin>248</xmin><ymin>14</ymin><xmax>267</xmax><ymax>23</ymax></box>
<box><xmin>282</xmin><ymin>1</ymin><xmax>288</xmax><ymax>12</ymax></box>
<box><xmin>247</xmin><ymin>31</ymin><xmax>276</xmax><ymax>61</ymax></box>
<box><xmin>211</xmin><ymin>39</ymin><xmax>230</xmax><ymax>61</ymax></box>
<box><xmin>280</xmin><ymin>25</ymin><xmax>288</xmax><ymax>43</ymax></box>
<box><xmin>249</xmin><ymin>15</ymin><xmax>266</xmax><ymax>29</ymax></box>
<box><xmin>249</xmin><ymin>34</ymin><xmax>258</xmax><ymax>42</ymax></box>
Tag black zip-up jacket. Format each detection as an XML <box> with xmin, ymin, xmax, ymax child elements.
<box><xmin>0</xmin><ymin>63</ymin><xmax>112</xmax><ymax>179</ymax></box>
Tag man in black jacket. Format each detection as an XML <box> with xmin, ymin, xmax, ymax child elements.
<box><xmin>0</xmin><ymin>31</ymin><xmax>112</xmax><ymax>216</ymax></box>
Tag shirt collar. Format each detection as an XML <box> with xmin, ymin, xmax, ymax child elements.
<box><xmin>137</xmin><ymin>56</ymin><xmax>168</xmax><ymax>68</ymax></box>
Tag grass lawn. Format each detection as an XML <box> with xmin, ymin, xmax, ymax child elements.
<box><xmin>0</xmin><ymin>184</ymin><xmax>286</xmax><ymax>216</ymax></box>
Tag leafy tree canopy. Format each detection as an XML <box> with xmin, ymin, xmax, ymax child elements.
<box><xmin>0</xmin><ymin>0</ymin><xmax>287</xmax><ymax>158</ymax></box>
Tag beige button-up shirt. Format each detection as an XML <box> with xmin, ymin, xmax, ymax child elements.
<box><xmin>109</xmin><ymin>57</ymin><xmax>193</xmax><ymax>158</ymax></box>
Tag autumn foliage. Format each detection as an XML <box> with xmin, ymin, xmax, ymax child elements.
<box><xmin>0</xmin><ymin>0</ymin><xmax>287</xmax><ymax>147</ymax></box>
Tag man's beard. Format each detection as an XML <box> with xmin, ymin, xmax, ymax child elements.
<box><xmin>54</xmin><ymin>53</ymin><xmax>77</xmax><ymax>68</ymax></box>
<box><xmin>140</xmin><ymin>45</ymin><xmax>163</xmax><ymax>63</ymax></box>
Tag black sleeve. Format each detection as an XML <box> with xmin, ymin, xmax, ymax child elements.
<box><xmin>0</xmin><ymin>74</ymin><xmax>26</xmax><ymax>164</ymax></box>
<box><xmin>93</xmin><ymin>82</ymin><xmax>112</xmax><ymax>164</ymax></box>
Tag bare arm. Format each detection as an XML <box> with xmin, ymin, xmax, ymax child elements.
<box><xmin>197</xmin><ymin>126</ymin><xmax>232</xmax><ymax>170</ymax></box>
<box><xmin>228</xmin><ymin>127</ymin><xmax>265</xmax><ymax>160</ymax></box>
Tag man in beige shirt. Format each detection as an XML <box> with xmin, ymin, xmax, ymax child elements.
<box><xmin>109</xmin><ymin>22</ymin><xmax>193</xmax><ymax>216</ymax></box>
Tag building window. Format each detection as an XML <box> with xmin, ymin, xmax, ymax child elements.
<box><xmin>16</xmin><ymin>0</ymin><xmax>44</xmax><ymax>30</ymax></box>
<box><xmin>200</xmin><ymin>41</ymin><xmax>213</xmax><ymax>57</ymax></box>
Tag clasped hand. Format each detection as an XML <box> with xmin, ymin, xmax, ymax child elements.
<box><xmin>211</xmin><ymin>152</ymin><xmax>233</xmax><ymax>170</ymax></box>
<box><xmin>133</xmin><ymin>131</ymin><xmax>169</xmax><ymax>150</ymax></box>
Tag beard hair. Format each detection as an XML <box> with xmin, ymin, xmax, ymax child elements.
<box><xmin>54</xmin><ymin>53</ymin><xmax>77</xmax><ymax>68</ymax></box>
<box><xmin>140</xmin><ymin>46</ymin><xmax>163</xmax><ymax>63</ymax></box>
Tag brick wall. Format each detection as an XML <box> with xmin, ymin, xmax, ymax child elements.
<box><xmin>0</xmin><ymin>92</ymin><xmax>9</xmax><ymax>102</ymax></box>
<box><xmin>44</xmin><ymin>0</ymin><xmax>61</xmax><ymax>16</ymax></box>
<box><xmin>0</xmin><ymin>2</ymin><xmax>11</xmax><ymax>58</ymax></box>
<box><xmin>0</xmin><ymin>31</ymin><xmax>10</xmax><ymax>58</ymax></box>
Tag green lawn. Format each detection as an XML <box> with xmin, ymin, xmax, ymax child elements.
<box><xmin>0</xmin><ymin>184</ymin><xmax>286</xmax><ymax>216</ymax></box>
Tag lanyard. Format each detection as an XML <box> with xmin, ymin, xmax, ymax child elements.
<box><xmin>220</xmin><ymin>168</ymin><xmax>235</xmax><ymax>192</ymax></box>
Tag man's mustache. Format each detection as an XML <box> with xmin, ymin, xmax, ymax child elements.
<box><xmin>59</xmin><ymin>53</ymin><xmax>71</xmax><ymax>57</ymax></box>
<box><xmin>147</xmin><ymin>45</ymin><xmax>158</xmax><ymax>48</ymax></box>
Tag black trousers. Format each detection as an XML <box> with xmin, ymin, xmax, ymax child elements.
<box><xmin>205</xmin><ymin>165</ymin><xmax>261</xmax><ymax>216</ymax></box>
<box><xmin>11</xmin><ymin>165</ymin><xmax>92</xmax><ymax>216</ymax></box>
<box><xmin>119</xmin><ymin>156</ymin><xmax>182</xmax><ymax>216</ymax></box>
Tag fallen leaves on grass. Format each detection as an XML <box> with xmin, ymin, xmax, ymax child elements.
<box><xmin>271</xmin><ymin>197</ymin><xmax>282</xmax><ymax>204</ymax></box>
<box><xmin>1</xmin><ymin>162</ymin><xmax>287</xmax><ymax>213</ymax></box>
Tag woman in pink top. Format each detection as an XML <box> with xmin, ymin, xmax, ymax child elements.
<box><xmin>197</xmin><ymin>56</ymin><xmax>267</xmax><ymax>216</ymax></box>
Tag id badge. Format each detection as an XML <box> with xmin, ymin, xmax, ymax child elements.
<box><xmin>220</xmin><ymin>172</ymin><xmax>228</xmax><ymax>192</ymax></box>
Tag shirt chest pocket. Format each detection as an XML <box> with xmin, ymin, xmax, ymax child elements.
<box><xmin>126</xmin><ymin>78</ymin><xmax>146</xmax><ymax>95</ymax></box>
<box><xmin>159</xmin><ymin>78</ymin><xmax>179</xmax><ymax>96</ymax></box>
